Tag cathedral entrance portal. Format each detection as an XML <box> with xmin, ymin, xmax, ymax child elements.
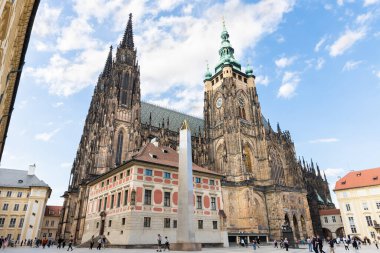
<box><xmin>293</xmin><ymin>215</ymin><xmax>300</xmax><ymax>241</ymax></box>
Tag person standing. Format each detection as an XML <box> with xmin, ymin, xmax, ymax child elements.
<box><xmin>157</xmin><ymin>234</ymin><xmax>162</xmax><ymax>252</ymax></box>
<box><xmin>318</xmin><ymin>236</ymin><xmax>325</xmax><ymax>253</ymax></box>
<box><xmin>274</xmin><ymin>239</ymin><xmax>278</xmax><ymax>248</ymax></box>
<box><xmin>284</xmin><ymin>238</ymin><xmax>289</xmax><ymax>251</ymax></box>
<box><xmin>252</xmin><ymin>239</ymin><xmax>257</xmax><ymax>251</ymax></box>
<box><xmin>374</xmin><ymin>240</ymin><xmax>379</xmax><ymax>249</ymax></box>
<box><xmin>344</xmin><ymin>239</ymin><xmax>349</xmax><ymax>251</ymax></box>
<box><xmin>96</xmin><ymin>238</ymin><xmax>102</xmax><ymax>250</ymax></box>
<box><xmin>89</xmin><ymin>236</ymin><xmax>94</xmax><ymax>250</ymax></box>
<box><xmin>307</xmin><ymin>237</ymin><xmax>313</xmax><ymax>252</ymax></box>
<box><xmin>352</xmin><ymin>239</ymin><xmax>358</xmax><ymax>253</ymax></box>
<box><xmin>164</xmin><ymin>236</ymin><xmax>170</xmax><ymax>251</ymax></box>
<box><xmin>328</xmin><ymin>237</ymin><xmax>335</xmax><ymax>253</ymax></box>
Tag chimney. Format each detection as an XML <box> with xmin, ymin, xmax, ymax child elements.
<box><xmin>28</xmin><ymin>164</ymin><xmax>36</xmax><ymax>176</ymax></box>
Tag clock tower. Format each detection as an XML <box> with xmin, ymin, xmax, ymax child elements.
<box><xmin>204</xmin><ymin>21</ymin><xmax>270</xmax><ymax>183</ymax></box>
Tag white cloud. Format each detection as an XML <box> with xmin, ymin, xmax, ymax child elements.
<box><xmin>356</xmin><ymin>12</ymin><xmax>372</xmax><ymax>24</ymax></box>
<box><xmin>329</xmin><ymin>28</ymin><xmax>366</xmax><ymax>57</ymax></box>
<box><xmin>337</xmin><ymin>0</ymin><xmax>355</xmax><ymax>6</ymax></box>
<box><xmin>255</xmin><ymin>75</ymin><xmax>270</xmax><ymax>86</ymax></box>
<box><xmin>316</xmin><ymin>58</ymin><xmax>325</xmax><ymax>70</ymax></box>
<box><xmin>364</xmin><ymin>0</ymin><xmax>380</xmax><ymax>6</ymax></box>
<box><xmin>275</xmin><ymin>56</ymin><xmax>296</xmax><ymax>68</ymax></box>
<box><xmin>53</xmin><ymin>102</ymin><xmax>64</xmax><ymax>108</ymax></box>
<box><xmin>309</xmin><ymin>138</ymin><xmax>340</xmax><ymax>144</ymax></box>
<box><xmin>342</xmin><ymin>60</ymin><xmax>362</xmax><ymax>71</ymax></box>
<box><xmin>277</xmin><ymin>71</ymin><xmax>300</xmax><ymax>99</ymax></box>
<box><xmin>324</xmin><ymin>168</ymin><xmax>345</xmax><ymax>177</ymax></box>
<box><xmin>314</xmin><ymin>36</ymin><xmax>326</xmax><ymax>52</ymax></box>
<box><xmin>35</xmin><ymin>128</ymin><xmax>60</xmax><ymax>142</ymax></box>
<box><xmin>182</xmin><ymin>4</ymin><xmax>194</xmax><ymax>14</ymax></box>
<box><xmin>33</xmin><ymin>3</ymin><xmax>62</xmax><ymax>37</ymax></box>
<box><xmin>374</xmin><ymin>70</ymin><xmax>380</xmax><ymax>78</ymax></box>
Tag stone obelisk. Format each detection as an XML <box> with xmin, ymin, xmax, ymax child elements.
<box><xmin>172</xmin><ymin>120</ymin><xmax>202</xmax><ymax>251</ymax></box>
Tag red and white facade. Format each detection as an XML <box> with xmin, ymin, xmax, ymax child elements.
<box><xmin>82</xmin><ymin>143</ymin><xmax>227</xmax><ymax>246</ymax></box>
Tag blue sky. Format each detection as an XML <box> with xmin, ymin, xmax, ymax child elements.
<box><xmin>2</xmin><ymin>0</ymin><xmax>380</xmax><ymax>206</ymax></box>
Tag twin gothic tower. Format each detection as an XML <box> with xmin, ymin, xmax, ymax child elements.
<box><xmin>59</xmin><ymin>14</ymin><xmax>333</xmax><ymax>243</ymax></box>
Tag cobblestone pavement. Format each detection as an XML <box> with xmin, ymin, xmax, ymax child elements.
<box><xmin>1</xmin><ymin>244</ymin><xmax>379</xmax><ymax>253</ymax></box>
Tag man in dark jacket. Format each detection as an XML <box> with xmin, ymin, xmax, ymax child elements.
<box><xmin>317</xmin><ymin>236</ymin><xmax>325</xmax><ymax>253</ymax></box>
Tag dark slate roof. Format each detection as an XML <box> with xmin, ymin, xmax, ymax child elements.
<box><xmin>0</xmin><ymin>168</ymin><xmax>50</xmax><ymax>188</ymax></box>
<box><xmin>141</xmin><ymin>102</ymin><xmax>204</xmax><ymax>135</ymax></box>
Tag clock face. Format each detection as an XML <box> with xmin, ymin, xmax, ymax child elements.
<box><xmin>238</xmin><ymin>96</ymin><xmax>245</xmax><ymax>107</ymax></box>
<box><xmin>216</xmin><ymin>97</ymin><xmax>223</xmax><ymax>108</ymax></box>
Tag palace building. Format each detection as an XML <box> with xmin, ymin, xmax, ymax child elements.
<box><xmin>59</xmin><ymin>14</ymin><xmax>334</xmax><ymax>246</ymax></box>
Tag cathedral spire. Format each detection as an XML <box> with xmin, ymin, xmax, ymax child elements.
<box><xmin>121</xmin><ymin>13</ymin><xmax>134</xmax><ymax>49</ymax></box>
<box><xmin>101</xmin><ymin>45</ymin><xmax>113</xmax><ymax>77</ymax></box>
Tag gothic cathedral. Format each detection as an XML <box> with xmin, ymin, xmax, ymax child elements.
<box><xmin>59</xmin><ymin>14</ymin><xmax>335</xmax><ymax>244</ymax></box>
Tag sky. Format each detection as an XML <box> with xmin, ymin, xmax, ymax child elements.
<box><xmin>2</xmin><ymin>0</ymin><xmax>380</xmax><ymax>206</ymax></box>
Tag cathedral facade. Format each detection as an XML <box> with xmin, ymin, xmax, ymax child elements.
<box><xmin>58</xmin><ymin>14</ymin><xmax>334</xmax><ymax>245</ymax></box>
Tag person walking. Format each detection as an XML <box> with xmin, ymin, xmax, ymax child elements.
<box><xmin>284</xmin><ymin>238</ymin><xmax>289</xmax><ymax>251</ymax></box>
<box><xmin>312</xmin><ymin>236</ymin><xmax>319</xmax><ymax>253</ymax></box>
<box><xmin>164</xmin><ymin>236</ymin><xmax>170</xmax><ymax>251</ymax></box>
<box><xmin>328</xmin><ymin>237</ymin><xmax>335</xmax><ymax>253</ymax></box>
<box><xmin>62</xmin><ymin>239</ymin><xmax>66</xmax><ymax>249</ymax></box>
<box><xmin>274</xmin><ymin>239</ymin><xmax>278</xmax><ymax>248</ymax></box>
<box><xmin>157</xmin><ymin>234</ymin><xmax>162</xmax><ymax>252</ymax></box>
<box><xmin>344</xmin><ymin>239</ymin><xmax>350</xmax><ymax>251</ymax></box>
<box><xmin>96</xmin><ymin>238</ymin><xmax>102</xmax><ymax>250</ymax></box>
<box><xmin>67</xmin><ymin>238</ymin><xmax>74</xmax><ymax>251</ymax></box>
<box><xmin>252</xmin><ymin>239</ymin><xmax>257</xmax><ymax>251</ymax></box>
<box><xmin>318</xmin><ymin>236</ymin><xmax>325</xmax><ymax>253</ymax></box>
<box><xmin>352</xmin><ymin>239</ymin><xmax>359</xmax><ymax>253</ymax></box>
<box><xmin>374</xmin><ymin>240</ymin><xmax>379</xmax><ymax>249</ymax></box>
<box><xmin>89</xmin><ymin>236</ymin><xmax>94</xmax><ymax>250</ymax></box>
<box><xmin>307</xmin><ymin>237</ymin><xmax>313</xmax><ymax>252</ymax></box>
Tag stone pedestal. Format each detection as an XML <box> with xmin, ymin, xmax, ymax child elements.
<box><xmin>171</xmin><ymin>243</ymin><xmax>202</xmax><ymax>251</ymax></box>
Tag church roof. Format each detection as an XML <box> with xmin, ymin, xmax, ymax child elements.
<box><xmin>141</xmin><ymin>102</ymin><xmax>204</xmax><ymax>135</ymax></box>
<box><xmin>0</xmin><ymin>168</ymin><xmax>50</xmax><ymax>189</ymax></box>
<box><xmin>334</xmin><ymin>167</ymin><xmax>380</xmax><ymax>191</ymax></box>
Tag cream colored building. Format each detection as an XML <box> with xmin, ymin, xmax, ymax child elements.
<box><xmin>81</xmin><ymin>142</ymin><xmax>227</xmax><ymax>247</ymax></box>
<box><xmin>0</xmin><ymin>165</ymin><xmax>51</xmax><ymax>242</ymax></box>
<box><xmin>319</xmin><ymin>209</ymin><xmax>345</xmax><ymax>239</ymax></box>
<box><xmin>0</xmin><ymin>0</ymin><xmax>40</xmax><ymax>160</ymax></box>
<box><xmin>334</xmin><ymin>167</ymin><xmax>380</xmax><ymax>242</ymax></box>
<box><xmin>40</xmin><ymin>206</ymin><xmax>62</xmax><ymax>241</ymax></box>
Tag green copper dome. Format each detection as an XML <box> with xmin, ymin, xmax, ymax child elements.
<box><xmin>245</xmin><ymin>63</ymin><xmax>253</xmax><ymax>76</ymax></box>
<box><xmin>204</xmin><ymin>64</ymin><xmax>212</xmax><ymax>80</ymax></box>
<box><xmin>215</xmin><ymin>20</ymin><xmax>241</xmax><ymax>73</ymax></box>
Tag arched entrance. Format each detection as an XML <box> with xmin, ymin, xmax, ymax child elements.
<box><xmin>335</xmin><ymin>227</ymin><xmax>345</xmax><ymax>238</ymax></box>
<box><xmin>293</xmin><ymin>215</ymin><xmax>300</xmax><ymax>240</ymax></box>
<box><xmin>322</xmin><ymin>228</ymin><xmax>332</xmax><ymax>239</ymax></box>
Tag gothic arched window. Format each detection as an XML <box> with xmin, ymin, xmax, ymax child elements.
<box><xmin>120</xmin><ymin>72</ymin><xmax>129</xmax><ymax>105</ymax></box>
<box><xmin>243</xmin><ymin>144</ymin><xmax>253</xmax><ymax>173</ymax></box>
<box><xmin>115</xmin><ymin>131</ymin><xmax>123</xmax><ymax>165</ymax></box>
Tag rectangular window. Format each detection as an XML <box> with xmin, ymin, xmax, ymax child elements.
<box><xmin>98</xmin><ymin>199</ymin><xmax>102</xmax><ymax>212</ymax></box>
<box><xmin>124</xmin><ymin>190</ymin><xmax>128</xmax><ymax>206</ymax></box>
<box><xmin>23</xmin><ymin>204</ymin><xmax>28</xmax><ymax>211</ymax></box>
<box><xmin>350</xmin><ymin>225</ymin><xmax>357</xmax><ymax>233</ymax></box>
<box><xmin>324</xmin><ymin>217</ymin><xmax>328</xmax><ymax>223</ymax></box>
<box><xmin>126</xmin><ymin>170</ymin><xmax>131</xmax><ymax>176</ymax></box>
<box><xmin>332</xmin><ymin>216</ymin><xmax>336</xmax><ymax>222</ymax></box>
<box><xmin>117</xmin><ymin>192</ymin><xmax>121</xmax><ymax>207</ymax></box>
<box><xmin>376</xmin><ymin>202</ymin><xmax>380</xmax><ymax>209</ymax></box>
<box><xmin>209</xmin><ymin>179</ymin><xmax>215</xmax><ymax>185</ymax></box>
<box><xmin>122</xmin><ymin>218</ymin><xmax>125</xmax><ymax>225</ymax></box>
<box><xmin>213</xmin><ymin>221</ymin><xmax>218</xmax><ymax>229</ymax></box>
<box><xmin>196</xmin><ymin>196</ymin><xmax>202</xmax><ymax>209</ymax></box>
<box><xmin>346</xmin><ymin>203</ymin><xmax>351</xmax><ymax>211</ymax></box>
<box><xmin>104</xmin><ymin>197</ymin><xmax>108</xmax><ymax>210</ymax></box>
<box><xmin>164</xmin><ymin>172</ymin><xmax>171</xmax><ymax>179</ymax></box>
<box><xmin>143</xmin><ymin>217</ymin><xmax>151</xmax><ymax>227</ymax></box>
<box><xmin>3</xmin><ymin>203</ymin><xmax>8</xmax><ymax>211</ymax></box>
<box><xmin>348</xmin><ymin>216</ymin><xmax>357</xmax><ymax>233</ymax></box>
<box><xmin>106</xmin><ymin>179</ymin><xmax>110</xmax><ymax>185</ymax></box>
<box><xmin>113</xmin><ymin>176</ymin><xmax>117</xmax><ymax>182</ymax></box>
<box><xmin>195</xmin><ymin>177</ymin><xmax>201</xmax><ymax>183</ymax></box>
<box><xmin>0</xmin><ymin>218</ymin><xmax>5</xmax><ymax>227</ymax></box>
<box><xmin>19</xmin><ymin>218</ymin><xmax>24</xmax><ymax>228</ymax></box>
<box><xmin>45</xmin><ymin>220</ymin><xmax>49</xmax><ymax>226</ymax></box>
<box><xmin>371</xmin><ymin>232</ymin><xmax>376</xmax><ymax>238</ymax></box>
<box><xmin>173</xmin><ymin>220</ymin><xmax>177</xmax><ymax>228</ymax></box>
<box><xmin>211</xmin><ymin>197</ymin><xmax>216</xmax><ymax>210</ymax></box>
<box><xmin>164</xmin><ymin>218</ymin><xmax>171</xmax><ymax>228</ymax></box>
<box><xmin>145</xmin><ymin>169</ymin><xmax>153</xmax><ymax>176</ymax></box>
<box><xmin>164</xmin><ymin>192</ymin><xmax>170</xmax><ymax>207</ymax></box>
<box><xmin>17</xmin><ymin>192</ymin><xmax>22</xmax><ymax>198</ymax></box>
<box><xmin>101</xmin><ymin>182</ymin><xmax>104</xmax><ymax>187</ymax></box>
<box><xmin>363</xmin><ymin>202</ymin><xmax>369</xmax><ymax>211</ymax></box>
<box><xmin>120</xmin><ymin>173</ymin><xmax>123</xmax><ymax>179</ymax></box>
<box><xmin>6</xmin><ymin>191</ymin><xmax>12</xmax><ymax>197</ymax></box>
<box><xmin>96</xmin><ymin>222</ymin><xmax>99</xmax><ymax>228</ymax></box>
<box><xmin>366</xmin><ymin>216</ymin><xmax>373</xmax><ymax>226</ymax></box>
<box><xmin>198</xmin><ymin>220</ymin><xmax>203</xmax><ymax>229</ymax></box>
<box><xmin>108</xmin><ymin>220</ymin><xmax>112</xmax><ymax>227</ymax></box>
<box><xmin>144</xmin><ymin>189</ymin><xmax>152</xmax><ymax>205</ymax></box>
<box><xmin>110</xmin><ymin>195</ymin><xmax>114</xmax><ymax>209</ymax></box>
<box><xmin>9</xmin><ymin>218</ymin><xmax>16</xmax><ymax>228</ymax></box>
<box><xmin>51</xmin><ymin>221</ymin><xmax>54</xmax><ymax>227</ymax></box>
<box><xmin>14</xmin><ymin>204</ymin><xmax>19</xmax><ymax>211</ymax></box>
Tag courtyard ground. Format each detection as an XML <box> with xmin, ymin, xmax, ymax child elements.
<box><xmin>1</xmin><ymin>244</ymin><xmax>379</xmax><ymax>253</ymax></box>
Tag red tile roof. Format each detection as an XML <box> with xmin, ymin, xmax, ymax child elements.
<box><xmin>133</xmin><ymin>143</ymin><xmax>221</xmax><ymax>176</ymax></box>
<box><xmin>334</xmin><ymin>167</ymin><xmax>380</xmax><ymax>191</ymax></box>
<box><xmin>44</xmin><ymin>205</ymin><xmax>63</xmax><ymax>216</ymax></box>
<box><xmin>319</xmin><ymin>209</ymin><xmax>341</xmax><ymax>216</ymax></box>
